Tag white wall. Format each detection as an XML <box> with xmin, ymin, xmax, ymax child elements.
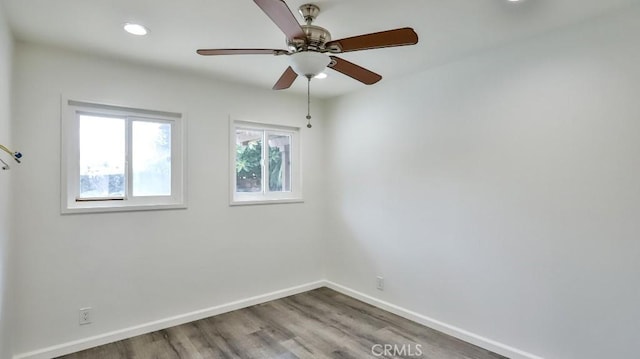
<box><xmin>325</xmin><ymin>6</ymin><xmax>640</xmax><ymax>359</ymax></box>
<box><xmin>0</xmin><ymin>3</ymin><xmax>14</xmax><ymax>358</ymax></box>
<box><xmin>11</xmin><ymin>42</ymin><xmax>326</xmax><ymax>356</ymax></box>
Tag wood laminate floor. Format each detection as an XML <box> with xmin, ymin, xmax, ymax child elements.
<box><xmin>58</xmin><ymin>288</ymin><xmax>507</xmax><ymax>359</ymax></box>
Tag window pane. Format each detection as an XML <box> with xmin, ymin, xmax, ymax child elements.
<box><xmin>132</xmin><ymin>121</ymin><xmax>172</xmax><ymax>196</ymax></box>
<box><xmin>79</xmin><ymin>115</ymin><xmax>125</xmax><ymax>198</ymax></box>
<box><xmin>268</xmin><ymin>134</ymin><xmax>291</xmax><ymax>192</ymax></box>
<box><xmin>236</xmin><ymin>129</ymin><xmax>263</xmax><ymax>193</ymax></box>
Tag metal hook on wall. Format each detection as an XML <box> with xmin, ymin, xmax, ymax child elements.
<box><xmin>0</xmin><ymin>144</ymin><xmax>22</xmax><ymax>170</ymax></box>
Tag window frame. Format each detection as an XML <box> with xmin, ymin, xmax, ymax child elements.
<box><xmin>61</xmin><ymin>99</ymin><xmax>187</xmax><ymax>214</ymax></box>
<box><xmin>230</xmin><ymin>120</ymin><xmax>303</xmax><ymax>206</ymax></box>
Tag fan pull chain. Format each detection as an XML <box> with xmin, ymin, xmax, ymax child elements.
<box><xmin>306</xmin><ymin>76</ymin><xmax>312</xmax><ymax>128</ymax></box>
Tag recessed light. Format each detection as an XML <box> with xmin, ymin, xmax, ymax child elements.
<box><xmin>314</xmin><ymin>72</ymin><xmax>328</xmax><ymax>79</ymax></box>
<box><xmin>124</xmin><ymin>23</ymin><xmax>148</xmax><ymax>36</ymax></box>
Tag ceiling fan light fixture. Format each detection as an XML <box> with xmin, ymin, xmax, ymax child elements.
<box><xmin>123</xmin><ymin>23</ymin><xmax>148</xmax><ymax>36</ymax></box>
<box><xmin>289</xmin><ymin>52</ymin><xmax>331</xmax><ymax>77</ymax></box>
<box><xmin>314</xmin><ymin>72</ymin><xmax>328</xmax><ymax>79</ymax></box>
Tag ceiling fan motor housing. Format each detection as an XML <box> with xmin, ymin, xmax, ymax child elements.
<box><xmin>288</xmin><ymin>25</ymin><xmax>332</xmax><ymax>51</ymax></box>
<box><xmin>287</xmin><ymin>4</ymin><xmax>341</xmax><ymax>53</ymax></box>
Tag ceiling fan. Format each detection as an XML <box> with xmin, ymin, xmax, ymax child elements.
<box><xmin>197</xmin><ymin>0</ymin><xmax>419</xmax><ymax>126</ymax></box>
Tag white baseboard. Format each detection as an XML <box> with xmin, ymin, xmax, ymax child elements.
<box><xmin>13</xmin><ymin>281</ymin><xmax>325</xmax><ymax>359</ymax></box>
<box><xmin>14</xmin><ymin>280</ymin><xmax>543</xmax><ymax>359</ymax></box>
<box><xmin>324</xmin><ymin>280</ymin><xmax>544</xmax><ymax>359</ymax></box>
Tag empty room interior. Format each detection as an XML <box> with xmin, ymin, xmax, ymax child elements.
<box><xmin>1</xmin><ymin>0</ymin><xmax>639</xmax><ymax>358</ymax></box>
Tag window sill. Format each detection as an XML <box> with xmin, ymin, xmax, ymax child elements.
<box><xmin>229</xmin><ymin>198</ymin><xmax>304</xmax><ymax>207</ymax></box>
<box><xmin>61</xmin><ymin>202</ymin><xmax>187</xmax><ymax>215</ymax></box>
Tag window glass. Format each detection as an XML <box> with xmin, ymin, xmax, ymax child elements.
<box><xmin>79</xmin><ymin>115</ymin><xmax>125</xmax><ymax>199</ymax></box>
<box><xmin>132</xmin><ymin>121</ymin><xmax>172</xmax><ymax>196</ymax></box>
<box><xmin>235</xmin><ymin>129</ymin><xmax>263</xmax><ymax>193</ymax></box>
<box><xmin>268</xmin><ymin>134</ymin><xmax>291</xmax><ymax>192</ymax></box>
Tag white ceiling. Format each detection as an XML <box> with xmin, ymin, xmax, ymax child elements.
<box><xmin>2</xmin><ymin>0</ymin><xmax>637</xmax><ymax>98</ymax></box>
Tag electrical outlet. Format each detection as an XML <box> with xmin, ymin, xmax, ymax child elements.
<box><xmin>79</xmin><ymin>307</ymin><xmax>92</xmax><ymax>325</ymax></box>
<box><xmin>376</xmin><ymin>276</ymin><xmax>384</xmax><ymax>291</ymax></box>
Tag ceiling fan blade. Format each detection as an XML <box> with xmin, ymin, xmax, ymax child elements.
<box><xmin>328</xmin><ymin>56</ymin><xmax>382</xmax><ymax>85</ymax></box>
<box><xmin>197</xmin><ymin>49</ymin><xmax>289</xmax><ymax>56</ymax></box>
<box><xmin>254</xmin><ymin>0</ymin><xmax>305</xmax><ymax>40</ymax></box>
<box><xmin>273</xmin><ymin>66</ymin><xmax>298</xmax><ymax>90</ymax></box>
<box><xmin>326</xmin><ymin>27</ymin><xmax>418</xmax><ymax>53</ymax></box>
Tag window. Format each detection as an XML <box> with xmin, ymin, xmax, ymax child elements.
<box><xmin>62</xmin><ymin>100</ymin><xmax>186</xmax><ymax>213</ymax></box>
<box><xmin>231</xmin><ymin>121</ymin><xmax>301</xmax><ymax>205</ymax></box>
